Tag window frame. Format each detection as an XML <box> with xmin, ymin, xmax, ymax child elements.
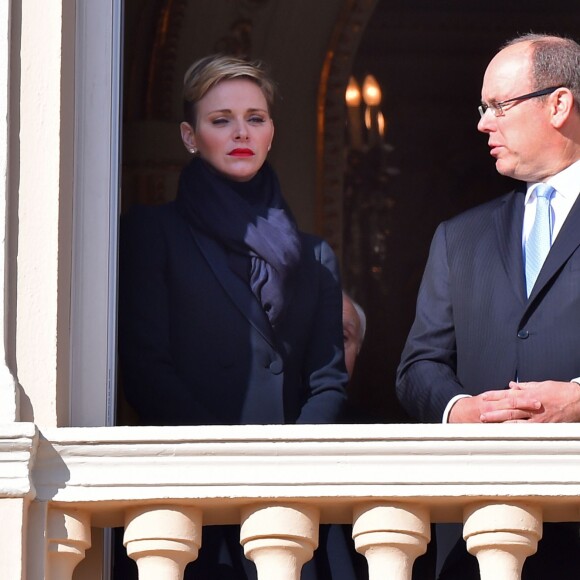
<box><xmin>69</xmin><ymin>0</ymin><xmax>123</xmax><ymax>429</ymax></box>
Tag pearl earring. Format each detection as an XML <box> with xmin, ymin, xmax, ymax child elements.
<box><xmin>189</xmin><ymin>146</ymin><xmax>197</xmax><ymax>155</ymax></box>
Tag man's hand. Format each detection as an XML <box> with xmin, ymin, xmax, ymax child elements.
<box><xmin>448</xmin><ymin>389</ymin><xmax>541</xmax><ymax>423</ymax></box>
<box><xmin>505</xmin><ymin>380</ymin><xmax>580</xmax><ymax>422</ymax></box>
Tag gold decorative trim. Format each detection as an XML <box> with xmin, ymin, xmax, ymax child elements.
<box><xmin>145</xmin><ymin>0</ymin><xmax>188</xmax><ymax>120</ymax></box>
<box><xmin>315</xmin><ymin>0</ymin><xmax>379</xmax><ymax>258</ymax></box>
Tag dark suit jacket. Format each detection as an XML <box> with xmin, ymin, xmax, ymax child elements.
<box><xmin>118</xmin><ymin>201</ymin><xmax>348</xmax><ymax>427</ymax></box>
<box><xmin>396</xmin><ymin>186</ymin><xmax>580</xmax><ymax>579</ymax></box>
<box><xmin>397</xmin><ymin>186</ymin><xmax>580</xmax><ymax>422</ymax></box>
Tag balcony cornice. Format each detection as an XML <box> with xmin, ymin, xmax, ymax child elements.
<box><xmin>29</xmin><ymin>423</ymin><xmax>580</xmax><ymax>527</ymax></box>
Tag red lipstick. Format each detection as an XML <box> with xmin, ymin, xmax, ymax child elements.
<box><xmin>229</xmin><ymin>148</ymin><xmax>254</xmax><ymax>157</ymax></box>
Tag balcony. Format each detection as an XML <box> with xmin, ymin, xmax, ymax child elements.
<box><xmin>3</xmin><ymin>422</ymin><xmax>580</xmax><ymax>579</ymax></box>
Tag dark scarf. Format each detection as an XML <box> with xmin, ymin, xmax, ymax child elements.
<box><xmin>176</xmin><ymin>157</ymin><xmax>302</xmax><ymax>324</ymax></box>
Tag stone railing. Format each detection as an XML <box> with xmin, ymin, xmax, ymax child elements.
<box><xmin>3</xmin><ymin>423</ymin><xmax>580</xmax><ymax>579</ymax></box>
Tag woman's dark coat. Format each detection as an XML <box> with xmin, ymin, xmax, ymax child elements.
<box><xmin>118</xmin><ymin>201</ymin><xmax>348</xmax><ymax>426</ymax></box>
<box><xmin>116</xmin><ymin>200</ymin><xmax>358</xmax><ymax>580</ymax></box>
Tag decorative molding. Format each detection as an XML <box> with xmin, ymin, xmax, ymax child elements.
<box><xmin>316</xmin><ymin>0</ymin><xmax>379</xmax><ymax>256</ymax></box>
<box><xmin>144</xmin><ymin>0</ymin><xmax>188</xmax><ymax>120</ymax></box>
<box><xmin>0</xmin><ymin>423</ymin><xmax>38</xmax><ymax>498</ymax></box>
<box><xmin>213</xmin><ymin>0</ymin><xmax>270</xmax><ymax>57</ymax></box>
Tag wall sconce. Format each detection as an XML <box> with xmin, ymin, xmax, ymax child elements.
<box><xmin>343</xmin><ymin>73</ymin><xmax>400</xmax><ymax>296</ymax></box>
<box><xmin>346</xmin><ymin>77</ymin><xmax>363</xmax><ymax>150</ymax></box>
<box><xmin>345</xmin><ymin>74</ymin><xmax>385</xmax><ymax>150</ymax></box>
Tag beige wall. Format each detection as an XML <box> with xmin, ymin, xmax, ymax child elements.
<box><xmin>14</xmin><ymin>0</ymin><xmax>76</xmax><ymax>427</ymax></box>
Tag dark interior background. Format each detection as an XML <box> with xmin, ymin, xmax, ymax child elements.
<box><xmin>119</xmin><ymin>0</ymin><xmax>580</xmax><ymax>425</ymax></box>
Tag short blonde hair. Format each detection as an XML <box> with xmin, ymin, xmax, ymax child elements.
<box><xmin>182</xmin><ymin>54</ymin><xmax>276</xmax><ymax>126</ymax></box>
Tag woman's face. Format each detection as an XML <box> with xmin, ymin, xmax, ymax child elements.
<box><xmin>180</xmin><ymin>78</ymin><xmax>274</xmax><ymax>182</ymax></box>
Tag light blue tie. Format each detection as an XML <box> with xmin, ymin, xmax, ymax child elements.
<box><xmin>525</xmin><ymin>183</ymin><xmax>555</xmax><ymax>297</ymax></box>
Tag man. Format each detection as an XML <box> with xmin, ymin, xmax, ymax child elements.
<box><xmin>396</xmin><ymin>33</ymin><xmax>580</xmax><ymax>579</ymax></box>
<box><xmin>342</xmin><ymin>292</ymin><xmax>366</xmax><ymax>378</ymax></box>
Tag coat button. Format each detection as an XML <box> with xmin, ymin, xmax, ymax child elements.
<box><xmin>517</xmin><ymin>329</ymin><xmax>529</xmax><ymax>339</ymax></box>
<box><xmin>269</xmin><ymin>359</ymin><xmax>283</xmax><ymax>374</ymax></box>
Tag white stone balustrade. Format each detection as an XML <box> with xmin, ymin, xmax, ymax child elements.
<box><xmin>1</xmin><ymin>423</ymin><xmax>580</xmax><ymax>578</ymax></box>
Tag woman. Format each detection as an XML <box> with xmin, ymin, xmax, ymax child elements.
<box><xmin>117</xmin><ymin>54</ymin><xmax>357</xmax><ymax>579</ymax></box>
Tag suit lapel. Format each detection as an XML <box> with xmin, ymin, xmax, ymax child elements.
<box><xmin>189</xmin><ymin>227</ymin><xmax>276</xmax><ymax>346</ymax></box>
<box><xmin>528</xmin><ymin>191</ymin><xmax>580</xmax><ymax>301</ymax></box>
<box><xmin>493</xmin><ymin>189</ymin><xmax>526</xmax><ymax>304</ymax></box>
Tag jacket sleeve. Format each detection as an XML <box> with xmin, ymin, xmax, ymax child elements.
<box><xmin>118</xmin><ymin>206</ymin><xmax>220</xmax><ymax>425</ymax></box>
<box><xmin>396</xmin><ymin>222</ymin><xmax>465</xmax><ymax>423</ymax></box>
<box><xmin>296</xmin><ymin>238</ymin><xmax>349</xmax><ymax>424</ymax></box>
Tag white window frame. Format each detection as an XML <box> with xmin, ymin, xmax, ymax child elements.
<box><xmin>70</xmin><ymin>0</ymin><xmax>123</xmax><ymax>429</ymax></box>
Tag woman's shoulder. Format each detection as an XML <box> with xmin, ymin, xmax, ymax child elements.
<box><xmin>297</xmin><ymin>231</ymin><xmax>339</xmax><ymax>274</ymax></box>
<box><xmin>122</xmin><ymin>201</ymin><xmax>187</xmax><ymax>235</ymax></box>
<box><xmin>120</xmin><ymin>202</ymin><xmax>193</xmax><ymax>257</ymax></box>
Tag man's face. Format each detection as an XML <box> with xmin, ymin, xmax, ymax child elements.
<box><xmin>477</xmin><ymin>42</ymin><xmax>555</xmax><ymax>182</ymax></box>
<box><xmin>342</xmin><ymin>297</ymin><xmax>361</xmax><ymax>378</ymax></box>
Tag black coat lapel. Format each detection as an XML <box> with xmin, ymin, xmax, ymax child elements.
<box><xmin>493</xmin><ymin>189</ymin><xmax>526</xmax><ymax>304</ymax></box>
<box><xmin>190</xmin><ymin>227</ymin><xmax>275</xmax><ymax>346</ymax></box>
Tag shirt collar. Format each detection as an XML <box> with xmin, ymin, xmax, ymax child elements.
<box><xmin>525</xmin><ymin>159</ymin><xmax>580</xmax><ymax>203</ymax></box>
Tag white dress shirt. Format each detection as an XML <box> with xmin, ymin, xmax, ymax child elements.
<box><xmin>523</xmin><ymin>159</ymin><xmax>580</xmax><ymax>247</ymax></box>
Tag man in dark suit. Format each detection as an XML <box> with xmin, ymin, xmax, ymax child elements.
<box><xmin>396</xmin><ymin>33</ymin><xmax>580</xmax><ymax>579</ymax></box>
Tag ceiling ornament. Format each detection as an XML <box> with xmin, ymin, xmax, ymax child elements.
<box><xmin>213</xmin><ymin>0</ymin><xmax>271</xmax><ymax>58</ymax></box>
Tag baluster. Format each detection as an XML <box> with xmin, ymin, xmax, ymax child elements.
<box><xmin>124</xmin><ymin>505</ymin><xmax>202</xmax><ymax>580</ymax></box>
<box><xmin>352</xmin><ymin>502</ymin><xmax>430</xmax><ymax>580</ymax></box>
<box><xmin>240</xmin><ymin>503</ymin><xmax>319</xmax><ymax>580</ymax></box>
<box><xmin>46</xmin><ymin>507</ymin><xmax>91</xmax><ymax>580</ymax></box>
<box><xmin>464</xmin><ymin>502</ymin><xmax>542</xmax><ymax>580</ymax></box>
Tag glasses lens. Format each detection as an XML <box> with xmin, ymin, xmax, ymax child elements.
<box><xmin>478</xmin><ymin>104</ymin><xmax>488</xmax><ymax>118</ymax></box>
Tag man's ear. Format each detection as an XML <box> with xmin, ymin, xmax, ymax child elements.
<box><xmin>550</xmin><ymin>87</ymin><xmax>575</xmax><ymax>129</ymax></box>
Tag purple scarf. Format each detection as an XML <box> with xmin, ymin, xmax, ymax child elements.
<box><xmin>176</xmin><ymin>157</ymin><xmax>302</xmax><ymax>324</ymax></box>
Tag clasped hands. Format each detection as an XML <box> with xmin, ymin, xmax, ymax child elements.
<box><xmin>448</xmin><ymin>380</ymin><xmax>580</xmax><ymax>423</ymax></box>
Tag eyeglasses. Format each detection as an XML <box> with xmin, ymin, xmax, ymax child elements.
<box><xmin>478</xmin><ymin>86</ymin><xmax>563</xmax><ymax>118</ymax></box>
